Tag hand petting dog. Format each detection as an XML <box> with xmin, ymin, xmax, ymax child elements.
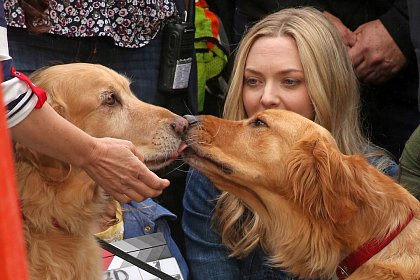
<box><xmin>82</xmin><ymin>137</ymin><xmax>170</xmax><ymax>203</ymax></box>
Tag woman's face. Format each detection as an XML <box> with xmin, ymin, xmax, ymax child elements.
<box><xmin>242</xmin><ymin>36</ymin><xmax>314</xmax><ymax>119</ymax></box>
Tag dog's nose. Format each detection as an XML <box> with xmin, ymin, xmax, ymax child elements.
<box><xmin>183</xmin><ymin>115</ymin><xmax>199</xmax><ymax>126</ymax></box>
<box><xmin>171</xmin><ymin>116</ymin><xmax>189</xmax><ymax>135</ymax></box>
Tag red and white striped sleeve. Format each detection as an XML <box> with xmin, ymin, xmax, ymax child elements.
<box><xmin>1</xmin><ymin>0</ymin><xmax>46</xmax><ymax>128</ymax></box>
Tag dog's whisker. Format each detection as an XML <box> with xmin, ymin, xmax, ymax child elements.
<box><xmin>164</xmin><ymin>162</ymin><xmax>189</xmax><ymax>175</ymax></box>
<box><xmin>184</xmin><ymin>136</ymin><xmax>206</xmax><ymax>146</ymax></box>
<box><xmin>185</xmin><ymin>168</ymin><xmax>195</xmax><ymax>187</ymax></box>
<box><xmin>184</xmin><ymin>103</ymin><xmax>194</xmax><ymax>115</ymax></box>
<box><xmin>211</xmin><ymin>119</ymin><xmax>222</xmax><ymax>139</ymax></box>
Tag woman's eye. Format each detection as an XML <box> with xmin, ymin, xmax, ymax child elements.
<box><xmin>244</xmin><ymin>77</ymin><xmax>260</xmax><ymax>87</ymax></box>
<box><xmin>283</xmin><ymin>78</ymin><xmax>300</xmax><ymax>87</ymax></box>
<box><xmin>283</xmin><ymin>78</ymin><xmax>299</xmax><ymax>86</ymax></box>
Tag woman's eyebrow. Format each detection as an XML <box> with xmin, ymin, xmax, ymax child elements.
<box><xmin>244</xmin><ymin>67</ymin><xmax>304</xmax><ymax>75</ymax></box>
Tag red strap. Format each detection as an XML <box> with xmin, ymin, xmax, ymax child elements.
<box><xmin>11</xmin><ymin>67</ymin><xmax>47</xmax><ymax>109</ymax></box>
<box><xmin>336</xmin><ymin>211</ymin><xmax>415</xmax><ymax>279</ymax></box>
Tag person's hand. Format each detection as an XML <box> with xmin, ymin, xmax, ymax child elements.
<box><xmin>82</xmin><ymin>137</ymin><xmax>170</xmax><ymax>203</ymax></box>
<box><xmin>323</xmin><ymin>11</ymin><xmax>356</xmax><ymax>48</ymax></box>
<box><xmin>349</xmin><ymin>19</ymin><xmax>407</xmax><ymax>84</ymax></box>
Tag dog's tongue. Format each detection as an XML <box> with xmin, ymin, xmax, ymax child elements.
<box><xmin>177</xmin><ymin>142</ymin><xmax>188</xmax><ymax>153</ymax></box>
<box><xmin>169</xmin><ymin>142</ymin><xmax>188</xmax><ymax>159</ymax></box>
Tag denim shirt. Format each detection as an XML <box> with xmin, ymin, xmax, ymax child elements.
<box><xmin>122</xmin><ymin>199</ymin><xmax>189</xmax><ymax>279</ymax></box>
<box><xmin>182</xmin><ymin>156</ymin><xmax>399</xmax><ymax>280</ymax></box>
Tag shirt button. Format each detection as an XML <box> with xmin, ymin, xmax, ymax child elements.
<box><xmin>144</xmin><ymin>225</ymin><xmax>151</xmax><ymax>232</ymax></box>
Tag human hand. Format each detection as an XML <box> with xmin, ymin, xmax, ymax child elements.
<box><xmin>82</xmin><ymin>137</ymin><xmax>170</xmax><ymax>203</ymax></box>
<box><xmin>323</xmin><ymin>11</ymin><xmax>356</xmax><ymax>47</ymax></box>
<box><xmin>349</xmin><ymin>19</ymin><xmax>407</xmax><ymax>84</ymax></box>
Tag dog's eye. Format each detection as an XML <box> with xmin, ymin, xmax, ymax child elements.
<box><xmin>105</xmin><ymin>95</ymin><xmax>116</xmax><ymax>105</ymax></box>
<box><xmin>252</xmin><ymin>118</ymin><xmax>267</xmax><ymax>127</ymax></box>
<box><xmin>101</xmin><ymin>92</ymin><xmax>119</xmax><ymax>106</ymax></box>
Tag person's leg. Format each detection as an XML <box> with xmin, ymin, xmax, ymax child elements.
<box><xmin>91</xmin><ymin>36</ymin><xmax>164</xmax><ymax>105</ymax></box>
<box><xmin>92</xmin><ymin>35</ymin><xmax>196</xmax><ymax>113</ymax></box>
<box><xmin>8</xmin><ymin>25</ymin><xmax>197</xmax><ymax>111</ymax></box>
<box><xmin>7</xmin><ymin>27</ymin><xmax>93</xmax><ymax>73</ymax></box>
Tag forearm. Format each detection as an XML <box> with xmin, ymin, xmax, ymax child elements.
<box><xmin>11</xmin><ymin>102</ymin><xmax>96</xmax><ymax>167</ymax></box>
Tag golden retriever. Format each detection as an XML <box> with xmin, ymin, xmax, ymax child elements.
<box><xmin>14</xmin><ymin>63</ymin><xmax>188</xmax><ymax>280</ymax></box>
<box><xmin>182</xmin><ymin>109</ymin><xmax>420</xmax><ymax>280</ymax></box>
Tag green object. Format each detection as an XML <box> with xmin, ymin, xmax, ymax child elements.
<box><xmin>399</xmin><ymin>125</ymin><xmax>420</xmax><ymax>200</ymax></box>
<box><xmin>195</xmin><ymin>4</ymin><xmax>228</xmax><ymax>112</ymax></box>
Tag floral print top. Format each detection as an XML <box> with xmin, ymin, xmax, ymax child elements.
<box><xmin>4</xmin><ymin>0</ymin><xmax>178</xmax><ymax>48</ymax></box>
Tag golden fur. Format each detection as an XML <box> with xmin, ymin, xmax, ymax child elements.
<box><xmin>182</xmin><ymin>109</ymin><xmax>420</xmax><ymax>279</ymax></box>
<box><xmin>15</xmin><ymin>63</ymin><xmax>187</xmax><ymax>280</ymax></box>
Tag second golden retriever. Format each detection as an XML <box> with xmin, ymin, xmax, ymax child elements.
<box><xmin>182</xmin><ymin>109</ymin><xmax>420</xmax><ymax>280</ymax></box>
<box><xmin>14</xmin><ymin>63</ymin><xmax>188</xmax><ymax>280</ymax></box>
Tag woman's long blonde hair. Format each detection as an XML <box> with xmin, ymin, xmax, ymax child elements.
<box><xmin>216</xmin><ymin>7</ymin><xmax>393</xmax><ymax>258</ymax></box>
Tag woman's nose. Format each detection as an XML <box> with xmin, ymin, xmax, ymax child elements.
<box><xmin>260</xmin><ymin>83</ymin><xmax>281</xmax><ymax>108</ymax></box>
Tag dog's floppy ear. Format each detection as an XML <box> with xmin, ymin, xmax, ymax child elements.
<box><xmin>286</xmin><ymin>133</ymin><xmax>358</xmax><ymax>224</ymax></box>
<box><xmin>30</xmin><ymin>69</ymin><xmax>69</xmax><ymax>119</ymax></box>
<box><xmin>15</xmin><ymin>143</ymin><xmax>72</xmax><ymax>183</ymax></box>
<box><xmin>48</xmin><ymin>97</ymin><xmax>68</xmax><ymax>120</ymax></box>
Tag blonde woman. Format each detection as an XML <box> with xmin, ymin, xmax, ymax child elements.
<box><xmin>182</xmin><ymin>7</ymin><xmax>398</xmax><ymax>280</ymax></box>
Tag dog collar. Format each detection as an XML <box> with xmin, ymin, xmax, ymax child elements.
<box><xmin>336</xmin><ymin>211</ymin><xmax>414</xmax><ymax>279</ymax></box>
<box><xmin>11</xmin><ymin>67</ymin><xmax>47</xmax><ymax>109</ymax></box>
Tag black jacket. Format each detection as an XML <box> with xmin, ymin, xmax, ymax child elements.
<box><xmin>236</xmin><ymin>0</ymin><xmax>414</xmax><ymax>61</ymax></box>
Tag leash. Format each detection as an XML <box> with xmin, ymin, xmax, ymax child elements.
<box><xmin>96</xmin><ymin>237</ymin><xmax>178</xmax><ymax>280</ymax></box>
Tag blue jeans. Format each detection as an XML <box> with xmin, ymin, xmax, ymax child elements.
<box><xmin>182</xmin><ymin>168</ymin><xmax>297</xmax><ymax>280</ymax></box>
<box><xmin>123</xmin><ymin>200</ymin><xmax>189</xmax><ymax>279</ymax></box>
<box><xmin>7</xmin><ymin>26</ymin><xmax>197</xmax><ymax>112</ymax></box>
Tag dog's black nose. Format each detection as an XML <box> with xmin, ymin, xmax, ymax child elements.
<box><xmin>183</xmin><ymin>115</ymin><xmax>199</xmax><ymax>126</ymax></box>
<box><xmin>171</xmin><ymin>116</ymin><xmax>189</xmax><ymax>135</ymax></box>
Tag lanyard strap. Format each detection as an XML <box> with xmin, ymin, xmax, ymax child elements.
<box><xmin>96</xmin><ymin>237</ymin><xmax>178</xmax><ymax>280</ymax></box>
